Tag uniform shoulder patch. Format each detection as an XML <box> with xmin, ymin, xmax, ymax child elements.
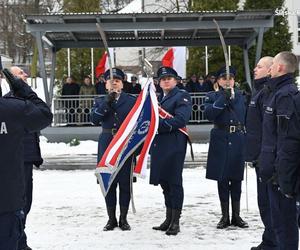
<box><xmin>266</xmin><ymin>106</ymin><xmax>273</xmax><ymax>112</ymax></box>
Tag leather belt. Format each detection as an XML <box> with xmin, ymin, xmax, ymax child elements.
<box><xmin>214</xmin><ymin>124</ymin><xmax>245</xmax><ymax>133</ymax></box>
<box><xmin>102</xmin><ymin>128</ymin><xmax>118</xmax><ymax>135</ymax></box>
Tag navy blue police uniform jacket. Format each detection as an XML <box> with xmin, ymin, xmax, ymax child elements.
<box><xmin>259</xmin><ymin>73</ymin><xmax>298</xmax><ymax>183</ymax></box>
<box><xmin>6</xmin><ymin>91</ymin><xmax>43</xmax><ymax>166</ymax></box>
<box><xmin>0</xmin><ymin>84</ymin><xmax>53</xmax><ymax>213</ymax></box>
<box><xmin>205</xmin><ymin>88</ymin><xmax>246</xmax><ymax>181</ymax></box>
<box><xmin>90</xmin><ymin>92</ymin><xmax>136</xmax><ymax>180</ymax></box>
<box><xmin>277</xmin><ymin>91</ymin><xmax>300</xmax><ymax>196</ymax></box>
<box><xmin>150</xmin><ymin>87</ymin><xmax>192</xmax><ymax>186</ymax></box>
<box><xmin>245</xmin><ymin>77</ymin><xmax>272</xmax><ymax>163</ymax></box>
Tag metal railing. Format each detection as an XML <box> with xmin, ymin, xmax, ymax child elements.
<box><xmin>52</xmin><ymin>93</ymin><xmax>208</xmax><ymax>126</ymax></box>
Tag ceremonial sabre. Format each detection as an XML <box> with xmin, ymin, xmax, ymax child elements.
<box><xmin>213</xmin><ymin>19</ymin><xmax>234</xmax><ymax>99</ymax></box>
<box><xmin>96</xmin><ymin>22</ymin><xmax>113</xmax><ymax>82</ymax></box>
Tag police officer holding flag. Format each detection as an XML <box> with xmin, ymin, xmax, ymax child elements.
<box><xmin>204</xmin><ymin>66</ymin><xmax>248</xmax><ymax>229</ymax></box>
<box><xmin>91</xmin><ymin>68</ymin><xmax>136</xmax><ymax>232</ymax></box>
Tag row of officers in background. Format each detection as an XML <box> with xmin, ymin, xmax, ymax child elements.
<box><xmin>205</xmin><ymin>51</ymin><xmax>300</xmax><ymax>250</ymax></box>
<box><xmin>90</xmin><ymin>50</ymin><xmax>300</xmax><ymax>250</ymax></box>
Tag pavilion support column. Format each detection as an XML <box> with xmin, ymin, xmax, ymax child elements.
<box><xmin>36</xmin><ymin>32</ymin><xmax>50</xmax><ymax>105</ymax></box>
<box><xmin>255</xmin><ymin>27</ymin><xmax>264</xmax><ymax>65</ymax></box>
<box><xmin>49</xmin><ymin>47</ymin><xmax>57</xmax><ymax>106</ymax></box>
<box><xmin>243</xmin><ymin>46</ymin><xmax>252</xmax><ymax>91</ymax></box>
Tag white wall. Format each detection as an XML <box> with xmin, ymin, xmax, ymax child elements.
<box><xmin>285</xmin><ymin>0</ymin><xmax>300</xmax><ymax>72</ymax></box>
<box><xmin>285</xmin><ymin>0</ymin><xmax>300</xmax><ymax>55</ymax></box>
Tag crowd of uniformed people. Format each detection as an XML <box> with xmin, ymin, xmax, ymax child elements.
<box><xmin>1</xmin><ymin>50</ymin><xmax>300</xmax><ymax>249</ymax></box>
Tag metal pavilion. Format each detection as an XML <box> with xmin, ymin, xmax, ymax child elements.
<box><xmin>25</xmin><ymin>10</ymin><xmax>274</xmax><ymax>105</ymax></box>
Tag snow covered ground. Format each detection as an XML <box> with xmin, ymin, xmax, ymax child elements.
<box><xmin>26</xmin><ymin>167</ymin><xmax>264</xmax><ymax>250</ymax></box>
<box><xmin>39</xmin><ymin>137</ymin><xmax>209</xmax><ymax>159</ymax></box>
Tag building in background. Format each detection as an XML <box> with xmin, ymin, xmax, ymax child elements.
<box><xmin>285</xmin><ymin>0</ymin><xmax>300</xmax><ymax>73</ymax></box>
<box><xmin>113</xmin><ymin>0</ymin><xmax>188</xmax><ymax>78</ymax></box>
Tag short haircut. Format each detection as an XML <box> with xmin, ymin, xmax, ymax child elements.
<box><xmin>260</xmin><ymin>56</ymin><xmax>273</xmax><ymax>68</ymax></box>
<box><xmin>276</xmin><ymin>51</ymin><xmax>298</xmax><ymax>73</ymax></box>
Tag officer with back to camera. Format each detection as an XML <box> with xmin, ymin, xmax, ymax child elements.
<box><xmin>91</xmin><ymin>68</ymin><xmax>136</xmax><ymax>232</ymax></box>
<box><xmin>204</xmin><ymin>66</ymin><xmax>248</xmax><ymax>230</ymax></box>
<box><xmin>0</xmin><ymin>68</ymin><xmax>53</xmax><ymax>250</ymax></box>
<box><xmin>6</xmin><ymin>66</ymin><xmax>47</xmax><ymax>250</ymax></box>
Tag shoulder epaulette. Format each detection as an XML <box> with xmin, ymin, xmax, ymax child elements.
<box><xmin>3</xmin><ymin>96</ymin><xmax>25</xmax><ymax>101</ymax></box>
<box><xmin>127</xmin><ymin>93</ymin><xmax>137</xmax><ymax>99</ymax></box>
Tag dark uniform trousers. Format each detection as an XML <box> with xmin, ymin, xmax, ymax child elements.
<box><xmin>268</xmin><ymin>185</ymin><xmax>298</xmax><ymax>250</ymax></box>
<box><xmin>255</xmin><ymin>167</ymin><xmax>278</xmax><ymax>249</ymax></box>
<box><xmin>217</xmin><ymin>180</ymin><xmax>241</xmax><ymax>203</ymax></box>
<box><xmin>18</xmin><ymin>163</ymin><xmax>33</xmax><ymax>249</ymax></box>
<box><xmin>160</xmin><ymin>181</ymin><xmax>184</xmax><ymax>209</ymax></box>
<box><xmin>105</xmin><ymin>158</ymin><xmax>131</xmax><ymax>208</ymax></box>
<box><xmin>0</xmin><ymin>211</ymin><xmax>24</xmax><ymax>250</ymax></box>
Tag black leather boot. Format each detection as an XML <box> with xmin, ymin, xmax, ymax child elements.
<box><xmin>231</xmin><ymin>201</ymin><xmax>249</xmax><ymax>228</ymax></box>
<box><xmin>217</xmin><ymin>202</ymin><xmax>230</xmax><ymax>229</ymax></box>
<box><xmin>119</xmin><ymin>206</ymin><xmax>131</xmax><ymax>231</ymax></box>
<box><xmin>103</xmin><ymin>206</ymin><xmax>118</xmax><ymax>231</ymax></box>
<box><xmin>153</xmin><ymin>207</ymin><xmax>172</xmax><ymax>231</ymax></box>
<box><xmin>165</xmin><ymin>209</ymin><xmax>181</xmax><ymax>236</ymax></box>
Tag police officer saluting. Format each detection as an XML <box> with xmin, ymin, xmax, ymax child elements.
<box><xmin>0</xmin><ymin>67</ymin><xmax>53</xmax><ymax>250</ymax></box>
<box><xmin>259</xmin><ymin>51</ymin><xmax>299</xmax><ymax>250</ymax></box>
<box><xmin>91</xmin><ymin>68</ymin><xmax>136</xmax><ymax>231</ymax></box>
<box><xmin>205</xmin><ymin>66</ymin><xmax>248</xmax><ymax>229</ymax></box>
<box><xmin>245</xmin><ymin>57</ymin><xmax>279</xmax><ymax>250</ymax></box>
<box><xmin>7</xmin><ymin>66</ymin><xmax>47</xmax><ymax>250</ymax></box>
<box><xmin>150</xmin><ymin>66</ymin><xmax>192</xmax><ymax>236</ymax></box>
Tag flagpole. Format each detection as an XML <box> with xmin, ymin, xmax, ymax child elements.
<box><xmin>67</xmin><ymin>48</ymin><xmax>71</xmax><ymax>77</ymax></box>
<box><xmin>91</xmin><ymin>48</ymin><xmax>94</xmax><ymax>84</ymax></box>
<box><xmin>228</xmin><ymin>45</ymin><xmax>231</xmax><ymax>66</ymax></box>
<box><xmin>205</xmin><ymin>46</ymin><xmax>208</xmax><ymax>75</ymax></box>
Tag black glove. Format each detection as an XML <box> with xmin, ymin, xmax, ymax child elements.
<box><xmin>223</xmin><ymin>88</ymin><xmax>231</xmax><ymax>100</ymax></box>
<box><xmin>105</xmin><ymin>91</ymin><xmax>118</xmax><ymax>106</ymax></box>
<box><xmin>2</xmin><ymin>69</ymin><xmax>29</xmax><ymax>97</ymax></box>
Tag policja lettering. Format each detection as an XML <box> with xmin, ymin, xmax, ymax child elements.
<box><xmin>0</xmin><ymin>122</ymin><xmax>8</xmax><ymax>134</ymax></box>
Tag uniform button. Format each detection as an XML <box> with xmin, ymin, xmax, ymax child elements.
<box><xmin>104</xmin><ymin>109</ymin><xmax>107</xmax><ymax>112</ymax></box>
<box><xmin>228</xmin><ymin>142</ymin><xmax>232</xmax><ymax>145</ymax></box>
<box><xmin>153</xmin><ymin>143</ymin><xmax>156</xmax><ymax>147</ymax></box>
<box><xmin>113</xmin><ymin>123</ymin><xmax>116</xmax><ymax>126</ymax></box>
<box><xmin>230</xmin><ymin>120</ymin><xmax>233</xmax><ymax>123</ymax></box>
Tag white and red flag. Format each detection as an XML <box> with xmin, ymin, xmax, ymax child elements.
<box><xmin>95</xmin><ymin>79</ymin><xmax>159</xmax><ymax>197</ymax></box>
<box><xmin>162</xmin><ymin>47</ymin><xmax>187</xmax><ymax>79</ymax></box>
<box><xmin>95</xmin><ymin>49</ymin><xmax>114</xmax><ymax>78</ymax></box>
